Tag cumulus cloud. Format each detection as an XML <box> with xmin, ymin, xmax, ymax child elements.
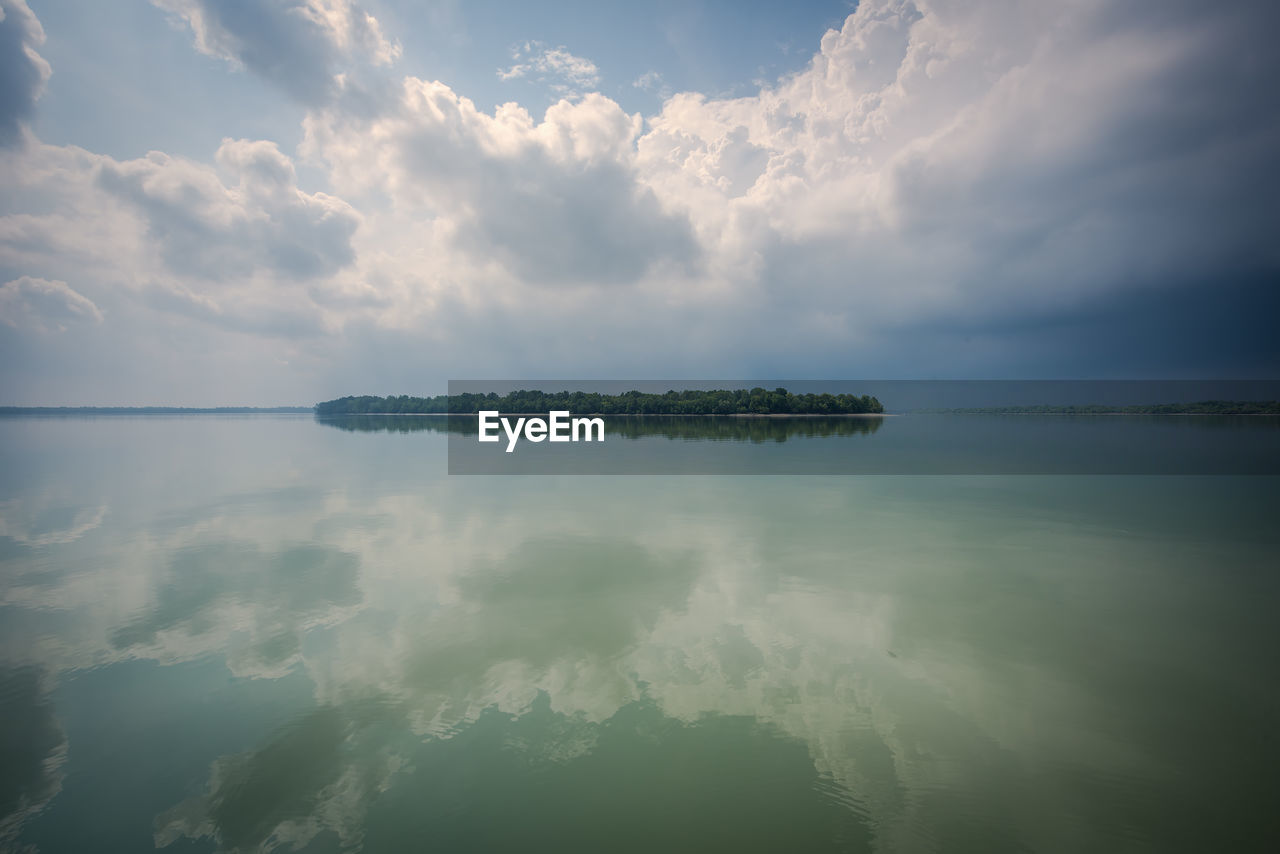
<box><xmin>290</xmin><ymin>0</ymin><xmax>1276</xmax><ymax>378</ymax></box>
<box><xmin>305</xmin><ymin>82</ymin><xmax>698</xmax><ymax>286</ymax></box>
<box><xmin>5</xmin><ymin>0</ymin><xmax>1280</xmax><ymax>402</ymax></box>
<box><xmin>97</xmin><ymin>138</ymin><xmax>360</xmax><ymax>282</ymax></box>
<box><xmin>0</xmin><ymin>0</ymin><xmax>51</xmax><ymax>147</ymax></box>
<box><xmin>0</xmin><ymin>276</ymin><xmax>102</xmax><ymax>332</ymax></box>
<box><xmin>0</xmin><ymin>138</ymin><xmax>362</xmax><ymax>341</ymax></box>
<box><xmin>152</xmin><ymin>0</ymin><xmax>400</xmax><ymax>104</ymax></box>
<box><xmin>499</xmin><ymin>41</ymin><xmax>600</xmax><ymax>97</ymax></box>
<box><xmin>620</xmin><ymin>0</ymin><xmax>1280</xmax><ymax>359</ymax></box>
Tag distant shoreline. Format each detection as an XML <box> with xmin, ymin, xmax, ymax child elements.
<box><xmin>0</xmin><ymin>407</ymin><xmax>313</xmax><ymax>415</ymax></box>
<box><xmin>6</xmin><ymin>408</ymin><xmax>1277</xmax><ymax>417</ymax></box>
<box><xmin>915</xmin><ymin>401</ymin><xmax>1279</xmax><ymax>416</ymax></box>
<box><xmin>917</xmin><ymin>412</ymin><xmax>1279</xmax><ymax>416</ymax></box>
<box><xmin>5</xmin><ymin>401</ymin><xmax>1276</xmax><ymax>417</ymax></box>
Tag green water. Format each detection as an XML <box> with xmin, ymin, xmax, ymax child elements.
<box><xmin>1</xmin><ymin>415</ymin><xmax>1277</xmax><ymax>852</ymax></box>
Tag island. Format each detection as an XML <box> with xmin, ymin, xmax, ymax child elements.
<box><xmin>315</xmin><ymin>388</ymin><xmax>885</xmax><ymax>416</ymax></box>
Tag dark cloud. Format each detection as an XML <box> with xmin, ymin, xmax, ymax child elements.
<box><xmin>0</xmin><ymin>0</ymin><xmax>50</xmax><ymax>147</ymax></box>
<box><xmin>451</xmin><ymin>153</ymin><xmax>700</xmax><ymax>287</ymax></box>
<box><xmin>152</xmin><ymin>0</ymin><xmax>398</xmax><ymax>105</ymax></box>
<box><xmin>960</xmin><ymin>274</ymin><xmax>1280</xmax><ymax>379</ymax></box>
<box><xmin>888</xmin><ymin>0</ymin><xmax>1280</xmax><ymax>280</ymax></box>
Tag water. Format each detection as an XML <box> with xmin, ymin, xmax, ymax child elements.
<box><xmin>1</xmin><ymin>414</ymin><xmax>1277</xmax><ymax>852</ymax></box>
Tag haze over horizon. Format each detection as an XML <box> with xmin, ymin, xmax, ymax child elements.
<box><xmin>2</xmin><ymin>0</ymin><xmax>1278</xmax><ymax>406</ymax></box>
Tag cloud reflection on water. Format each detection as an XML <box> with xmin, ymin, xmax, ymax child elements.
<box><xmin>1</xmin><ymin>420</ymin><xmax>1277</xmax><ymax>851</ymax></box>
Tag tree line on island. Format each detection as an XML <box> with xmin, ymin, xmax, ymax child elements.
<box><xmin>315</xmin><ymin>388</ymin><xmax>885</xmax><ymax>416</ymax></box>
<box><xmin>315</xmin><ymin>413</ymin><xmax>884</xmax><ymax>440</ymax></box>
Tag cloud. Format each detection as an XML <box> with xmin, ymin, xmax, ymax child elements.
<box><xmin>0</xmin><ymin>276</ymin><xmax>102</xmax><ymax>332</ymax></box>
<box><xmin>1</xmin><ymin>138</ymin><xmax>362</xmax><ymax>342</ymax></box>
<box><xmin>499</xmin><ymin>41</ymin><xmax>600</xmax><ymax>97</ymax></box>
<box><xmin>632</xmin><ymin>70</ymin><xmax>673</xmax><ymax>102</ymax></box>
<box><xmin>293</xmin><ymin>0</ymin><xmax>1278</xmax><ymax>379</ymax></box>
<box><xmin>632</xmin><ymin>71</ymin><xmax>661</xmax><ymax>90</ymax></box>
<box><xmin>98</xmin><ymin>138</ymin><xmax>361</xmax><ymax>283</ymax></box>
<box><xmin>628</xmin><ymin>0</ymin><xmax>1280</xmax><ymax>358</ymax></box>
<box><xmin>0</xmin><ymin>0</ymin><xmax>50</xmax><ymax>147</ymax></box>
<box><xmin>151</xmin><ymin>0</ymin><xmax>400</xmax><ymax>104</ymax></box>
<box><xmin>305</xmin><ymin>81</ymin><xmax>699</xmax><ymax>287</ymax></box>
<box><xmin>4</xmin><ymin>0</ymin><xmax>1280</xmax><ymax>403</ymax></box>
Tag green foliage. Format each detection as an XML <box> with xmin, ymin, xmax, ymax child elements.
<box><xmin>314</xmin><ymin>388</ymin><xmax>886</xmax><ymax>416</ymax></box>
<box><xmin>315</xmin><ymin>413</ymin><xmax>885</xmax><ymax>440</ymax></box>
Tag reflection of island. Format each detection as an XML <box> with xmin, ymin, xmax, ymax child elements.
<box><xmin>316</xmin><ymin>414</ymin><xmax>883</xmax><ymax>442</ymax></box>
<box><xmin>316</xmin><ymin>388</ymin><xmax>884</xmax><ymax>416</ymax></box>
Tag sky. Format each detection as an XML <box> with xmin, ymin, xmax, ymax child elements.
<box><xmin>1</xmin><ymin>0</ymin><xmax>1278</xmax><ymax>405</ymax></box>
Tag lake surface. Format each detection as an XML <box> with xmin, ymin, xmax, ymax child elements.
<box><xmin>1</xmin><ymin>414</ymin><xmax>1278</xmax><ymax>852</ymax></box>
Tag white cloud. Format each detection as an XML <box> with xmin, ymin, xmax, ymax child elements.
<box><xmin>0</xmin><ymin>276</ymin><xmax>102</xmax><ymax>332</ymax></box>
<box><xmin>632</xmin><ymin>69</ymin><xmax>673</xmax><ymax>101</ymax></box>
<box><xmin>303</xmin><ymin>81</ymin><xmax>697</xmax><ymax>288</ymax></box>
<box><xmin>98</xmin><ymin>138</ymin><xmax>361</xmax><ymax>284</ymax></box>
<box><xmin>0</xmin><ymin>138</ymin><xmax>362</xmax><ymax>342</ymax></box>
<box><xmin>499</xmin><ymin>41</ymin><xmax>600</xmax><ymax>97</ymax></box>
<box><xmin>632</xmin><ymin>70</ymin><xmax>662</xmax><ymax>90</ymax></box>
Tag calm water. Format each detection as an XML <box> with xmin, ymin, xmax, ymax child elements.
<box><xmin>1</xmin><ymin>415</ymin><xmax>1278</xmax><ymax>852</ymax></box>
